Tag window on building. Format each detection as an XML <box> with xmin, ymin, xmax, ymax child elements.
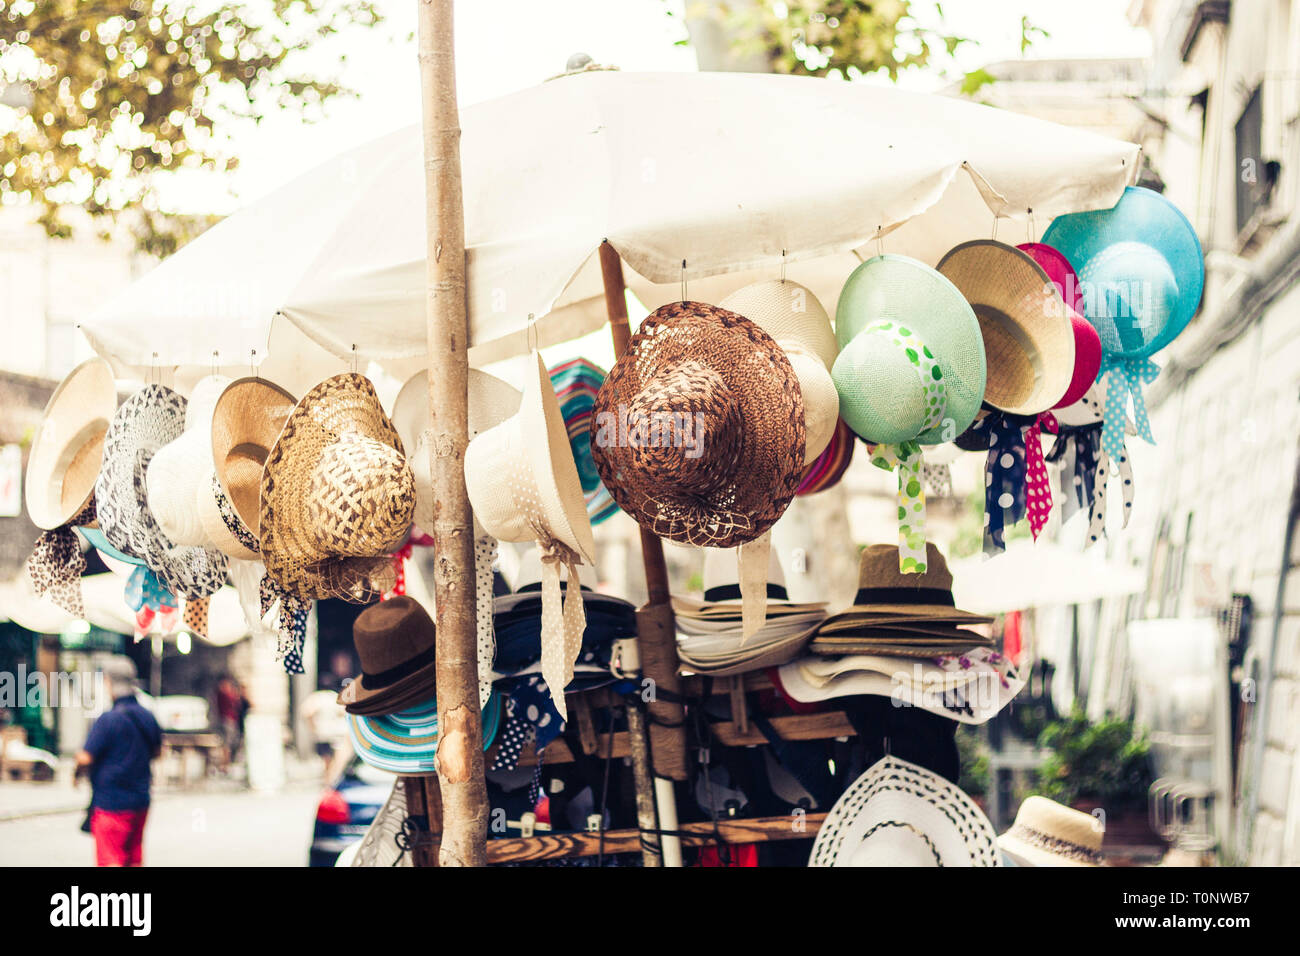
<box><xmin>1234</xmin><ymin>85</ymin><xmax>1266</xmax><ymax>234</ymax></box>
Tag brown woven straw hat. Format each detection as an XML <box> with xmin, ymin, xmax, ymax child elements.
<box><xmin>259</xmin><ymin>373</ymin><xmax>413</xmax><ymax>602</ymax></box>
<box><xmin>590</xmin><ymin>301</ymin><xmax>806</xmax><ymax>548</ymax></box>
<box><xmin>25</xmin><ymin>358</ymin><xmax>117</xmax><ymax>531</ymax></box>
<box><xmin>338</xmin><ymin>596</ymin><xmax>438</xmax><ymax>716</ymax></box>
<box><xmin>197</xmin><ymin>377</ymin><xmax>298</xmax><ymax>560</ymax></box>
<box><xmin>936</xmin><ymin>240</ymin><xmax>1075</xmax><ymax>415</ymax></box>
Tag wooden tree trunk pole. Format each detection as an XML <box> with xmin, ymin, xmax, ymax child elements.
<box><xmin>418</xmin><ymin>0</ymin><xmax>488</xmax><ymax>867</ymax></box>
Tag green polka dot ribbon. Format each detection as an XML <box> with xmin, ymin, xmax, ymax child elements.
<box><xmin>863</xmin><ymin>320</ymin><xmax>947</xmax><ymax>575</ymax></box>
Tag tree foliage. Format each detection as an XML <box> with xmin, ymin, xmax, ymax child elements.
<box><xmin>0</xmin><ymin>0</ymin><xmax>381</xmax><ymax>252</ymax></box>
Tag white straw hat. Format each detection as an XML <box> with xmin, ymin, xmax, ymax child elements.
<box><xmin>147</xmin><ymin>375</ymin><xmax>230</xmax><ymax>547</ymax></box>
<box><xmin>25</xmin><ymin>358</ymin><xmax>117</xmax><ymax>530</ymax></box>
<box><xmin>810</xmin><ymin>755</ymin><xmax>1002</xmax><ymax>867</ymax></box>
<box><xmin>997</xmin><ymin>795</ymin><xmax>1104</xmax><ymax>866</ymax></box>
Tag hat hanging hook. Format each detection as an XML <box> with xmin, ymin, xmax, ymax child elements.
<box><xmin>150</xmin><ymin>351</ymin><xmax>159</xmax><ymax>386</ymax></box>
<box><xmin>249</xmin><ymin>349</ymin><xmax>257</xmax><ymax>379</ymax></box>
<box><xmin>526</xmin><ymin>312</ymin><xmax>537</xmax><ymax>354</ymax></box>
<box><xmin>874</xmin><ymin>226</ymin><xmax>884</xmax><ymax>258</ymax></box>
<box><xmin>350</xmin><ymin>344</ymin><xmax>359</xmax><ymax>374</ymax></box>
<box><xmin>680</xmin><ymin>259</ymin><xmax>688</xmax><ymax>303</ymax></box>
<box><xmin>1027</xmin><ymin>207</ymin><xmax>1036</xmax><ymax>244</ymax></box>
<box><xmin>780</xmin><ymin>249</ymin><xmax>787</xmax><ymax>284</ymax></box>
<box><xmin>991</xmin><ymin>216</ymin><xmax>1000</xmax><ymax>242</ymax></box>
<box><xmin>211</xmin><ymin>350</ymin><xmax>219</xmax><ymax>378</ymax></box>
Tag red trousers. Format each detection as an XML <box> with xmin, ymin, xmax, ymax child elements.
<box><xmin>91</xmin><ymin>807</ymin><xmax>148</xmax><ymax>867</ymax></box>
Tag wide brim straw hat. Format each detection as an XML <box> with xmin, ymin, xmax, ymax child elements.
<box><xmin>820</xmin><ymin>543</ymin><xmax>993</xmax><ymax>630</ymax></box>
<box><xmin>591</xmin><ymin>301</ymin><xmax>805</xmax><ymax>548</ymax></box>
<box><xmin>393</xmin><ymin>368</ymin><xmax>522</xmax><ymax>534</ymax></box>
<box><xmin>997</xmin><ymin>795</ymin><xmax>1104</xmax><ymax>866</ymax></box>
<box><xmin>197</xmin><ymin>376</ymin><xmax>298</xmax><ymax>560</ymax></box>
<box><xmin>146</xmin><ymin>375</ymin><xmax>230</xmax><ymax>548</ymax></box>
<box><xmin>348</xmin><ymin>692</ymin><xmax>501</xmax><ymax>777</ymax></box>
<box><xmin>260</xmin><ymin>373</ymin><xmax>413</xmax><ymax>602</ymax></box>
<box><xmin>25</xmin><ymin>358</ymin><xmax>117</xmax><ymax>531</ymax></box>
<box><xmin>95</xmin><ymin>385</ymin><xmax>230</xmax><ymax>598</ymax></box>
<box><xmin>1017</xmin><ymin>242</ymin><xmax>1103</xmax><ymax>409</ymax></box>
<box><xmin>937</xmin><ymin>240</ymin><xmax>1076</xmax><ymax>416</ymax></box>
<box><xmin>465</xmin><ymin>352</ymin><xmax>595</xmax><ymax>564</ymax></box>
<box><xmin>809</xmin><ymin>755</ymin><xmax>1002</xmax><ymax>866</ymax></box>
<box><xmin>1041</xmin><ymin>185</ymin><xmax>1204</xmax><ymax>359</ymax></box>
<box><xmin>549</xmin><ymin>358</ymin><xmax>620</xmax><ymax>525</ymax></box>
<box><xmin>833</xmin><ymin>255</ymin><xmax>985</xmax><ymax>445</ymax></box>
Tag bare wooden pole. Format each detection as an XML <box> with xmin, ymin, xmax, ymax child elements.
<box><xmin>418</xmin><ymin>0</ymin><xmax>488</xmax><ymax>867</ymax></box>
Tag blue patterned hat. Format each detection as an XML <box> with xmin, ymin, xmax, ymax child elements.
<box><xmin>349</xmin><ymin>691</ymin><xmax>501</xmax><ymax>776</ymax></box>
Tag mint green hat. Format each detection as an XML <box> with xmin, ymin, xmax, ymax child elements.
<box><xmin>833</xmin><ymin>255</ymin><xmax>986</xmax><ymax>446</ymax></box>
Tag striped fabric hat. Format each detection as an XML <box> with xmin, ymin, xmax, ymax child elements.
<box><xmin>796</xmin><ymin>418</ymin><xmax>855</xmax><ymax>496</ymax></box>
<box><xmin>348</xmin><ymin>691</ymin><xmax>502</xmax><ymax>776</ymax></box>
<box><xmin>548</xmin><ymin>358</ymin><xmax>619</xmax><ymax>525</ymax></box>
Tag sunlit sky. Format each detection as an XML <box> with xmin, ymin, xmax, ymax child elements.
<box><xmin>165</xmin><ymin>0</ymin><xmax>1151</xmax><ymax>214</ymax></box>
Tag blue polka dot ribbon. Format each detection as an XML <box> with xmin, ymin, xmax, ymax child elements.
<box><xmin>861</xmin><ymin>321</ymin><xmax>946</xmax><ymax>574</ymax></box>
<box><xmin>124</xmin><ymin>564</ymin><xmax>176</xmax><ymax>613</ymax></box>
<box><xmin>1099</xmin><ymin>355</ymin><xmax>1158</xmax><ymax>460</ymax></box>
<box><xmin>971</xmin><ymin>413</ymin><xmax>1031</xmax><ymax>557</ymax></box>
<box><xmin>259</xmin><ymin>573</ymin><xmax>310</xmax><ymax>675</ymax></box>
<box><xmin>1045</xmin><ymin>388</ymin><xmax>1135</xmax><ymax>548</ymax></box>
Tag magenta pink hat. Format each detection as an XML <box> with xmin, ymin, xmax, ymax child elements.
<box><xmin>1018</xmin><ymin>242</ymin><xmax>1102</xmax><ymax>409</ymax></box>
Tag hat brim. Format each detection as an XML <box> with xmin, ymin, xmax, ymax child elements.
<box><xmin>26</xmin><ymin>359</ymin><xmax>117</xmax><ymax>530</ymax></box>
<box><xmin>340</xmin><ymin>659</ymin><xmax>440</xmax><ymax>716</ymax></box>
<box><xmin>820</xmin><ymin>603</ymin><xmax>993</xmax><ymax>630</ymax></box>
<box><xmin>997</xmin><ymin>832</ymin><xmax>1098</xmax><ymax>867</ymax></box>
<box><xmin>677</xmin><ymin>621</ymin><xmax>819</xmax><ymax>676</ymax></box>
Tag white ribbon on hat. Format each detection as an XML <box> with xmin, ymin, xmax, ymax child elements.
<box><xmin>738</xmin><ymin>531</ymin><xmax>772</xmax><ymax>641</ymax></box>
<box><xmin>474</xmin><ymin>528</ymin><xmax>497</xmax><ymax>710</ymax></box>
<box><xmin>537</xmin><ymin>534</ymin><xmax>586</xmax><ymax>723</ymax></box>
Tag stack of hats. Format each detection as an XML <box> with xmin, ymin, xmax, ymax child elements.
<box><xmin>675</xmin><ymin>546</ymin><xmax>826</xmax><ymax>676</ymax></box>
<box><xmin>339</xmin><ymin>596</ymin><xmax>500</xmax><ymax>776</ymax></box>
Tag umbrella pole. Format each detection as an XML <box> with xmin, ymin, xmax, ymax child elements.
<box><xmin>417</xmin><ymin>0</ymin><xmax>488</xmax><ymax>867</ymax></box>
<box><xmin>599</xmin><ymin>240</ymin><xmax>687</xmax><ymax>867</ymax></box>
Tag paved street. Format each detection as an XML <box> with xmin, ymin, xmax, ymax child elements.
<box><xmin>0</xmin><ymin>785</ymin><xmax>324</xmax><ymax>867</ymax></box>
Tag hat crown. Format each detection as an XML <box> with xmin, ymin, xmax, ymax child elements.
<box><xmin>1012</xmin><ymin>795</ymin><xmax>1104</xmax><ymax>854</ymax></box>
<box><xmin>353</xmin><ymin>595</ymin><xmax>435</xmax><ymax>676</ymax></box>
<box><xmin>858</xmin><ymin>542</ymin><xmax>952</xmax><ymax>590</ymax></box>
<box><xmin>306</xmin><ymin>431</ymin><xmax>415</xmax><ymax>557</ymax></box>
<box><xmin>626</xmin><ymin>361</ymin><xmax>742</xmax><ymax>497</ymax></box>
<box><xmin>833</xmin><ymin>326</ymin><xmax>937</xmax><ymax>445</ymax></box>
<box><xmin>1078</xmin><ymin>240</ymin><xmax>1177</xmax><ymax>356</ymax></box>
<box><xmin>719</xmin><ymin>279</ymin><xmax>839</xmax><ymax>369</ymax></box>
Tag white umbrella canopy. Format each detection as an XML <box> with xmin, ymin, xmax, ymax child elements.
<box><xmin>949</xmin><ymin>539</ymin><xmax>1145</xmax><ymax>614</ymax></box>
<box><xmin>83</xmin><ymin>70</ymin><xmax>1139</xmax><ymax>378</ymax></box>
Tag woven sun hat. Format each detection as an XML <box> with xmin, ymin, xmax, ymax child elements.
<box><xmin>591</xmin><ymin>301</ymin><xmax>806</xmax><ymax>548</ymax></box>
<box><xmin>776</xmin><ymin>646</ymin><xmax>1023</xmax><ymax>725</ymax></box>
<box><xmin>392</xmin><ymin>367</ymin><xmax>522</xmax><ymax>533</ymax></box>
<box><xmin>349</xmin><ymin>691</ymin><xmax>502</xmax><ymax>776</ymax></box>
<box><xmin>549</xmin><ymin>358</ymin><xmax>620</xmax><ymax>525</ymax></box>
<box><xmin>196</xmin><ymin>376</ymin><xmax>298</xmax><ymax>561</ymax></box>
<box><xmin>1017</xmin><ymin>242</ymin><xmax>1103</xmax><ymax>409</ymax></box>
<box><xmin>833</xmin><ymin>255</ymin><xmax>985</xmax><ymax>446</ymax></box>
<box><xmin>339</xmin><ymin>595</ymin><xmax>439</xmax><ymax>716</ymax></box>
<box><xmin>146</xmin><ymin>375</ymin><xmax>229</xmax><ymax>548</ymax></box>
<box><xmin>719</xmin><ymin>280</ymin><xmax>840</xmax><ymax>463</ymax></box>
<box><xmin>94</xmin><ymin>384</ymin><xmax>229</xmax><ymax>598</ymax></box>
<box><xmin>260</xmin><ymin>373</ymin><xmax>413</xmax><ymax>603</ymax></box>
<box><xmin>25</xmin><ymin>358</ymin><xmax>117</xmax><ymax>531</ymax></box>
<box><xmin>998</xmin><ymin>795</ymin><xmax>1105</xmax><ymax>867</ymax></box>
<box><xmin>937</xmin><ymin>240</ymin><xmax>1076</xmax><ymax>416</ymax></box>
<box><xmin>809</xmin><ymin>755</ymin><xmax>1002</xmax><ymax>867</ymax></box>
<box><xmin>1041</xmin><ymin>185</ymin><xmax>1204</xmax><ymax>359</ymax></box>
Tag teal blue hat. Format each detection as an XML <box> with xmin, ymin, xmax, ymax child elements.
<box><xmin>1041</xmin><ymin>186</ymin><xmax>1204</xmax><ymax>359</ymax></box>
<box><xmin>348</xmin><ymin>691</ymin><xmax>501</xmax><ymax>776</ymax></box>
<box><xmin>833</xmin><ymin>255</ymin><xmax>986</xmax><ymax>445</ymax></box>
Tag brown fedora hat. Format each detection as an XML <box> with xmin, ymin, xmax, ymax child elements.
<box><xmin>338</xmin><ymin>596</ymin><xmax>438</xmax><ymax>716</ymax></box>
<box><xmin>590</xmin><ymin>301</ymin><xmax>805</xmax><ymax>548</ymax></box>
<box><xmin>819</xmin><ymin>543</ymin><xmax>994</xmax><ymax>632</ymax></box>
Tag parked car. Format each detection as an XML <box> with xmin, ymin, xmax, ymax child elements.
<box><xmin>308</xmin><ymin>750</ymin><xmax>394</xmax><ymax>866</ymax></box>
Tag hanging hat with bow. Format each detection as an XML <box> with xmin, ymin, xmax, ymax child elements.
<box><xmin>95</xmin><ymin>384</ymin><xmax>229</xmax><ymax>603</ymax></box>
<box><xmin>146</xmin><ymin>375</ymin><xmax>230</xmax><ymax>549</ymax></box>
<box><xmin>393</xmin><ymin>366</ymin><xmax>522</xmax><ymax>709</ymax></box>
<box><xmin>465</xmin><ymin>352</ymin><xmax>595</xmax><ymax>723</ymax></box>
<box><xmin>1047</xmin><ymin>385</ymin><xmax>1135</xmax><ymax>548</ymax></box>
<box><xmin>24</xmin><ymin>359</ymin><xmax>118</xmax><ymax>616</ymax></box>
<box><xmin>1042</xmin><ymin>185</ymin><xmax>1204</xmax><ymax>464</ymax></box>
<box><xmin>833</xmin><ymin>255</ymin><xmax>986</xmax><ymax>573</ymax></box>
<box><xmin>547</xmin><ymin>358</ymin><xmax>620</xmax><ymax>526</ymax></box>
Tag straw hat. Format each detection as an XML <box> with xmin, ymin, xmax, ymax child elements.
<box><xmin>937</xmin><ymin>240</ymin><xmax>1076</xmax><ymax>415</ymax></box>
<box><xmin>95</xmin><ymin>385</ymin><xmax>230</xmax><ymax>598</ymax></box>
<box><xmin>393</xmin><ymin>368</ymin><xmax>523</xmax><ymax>534</ymax></box>
<box><xmin>833</xmin><ymin>255</ymin><xmax>985</xmax><ymax>445</ymax></box>
<box><xmin>809</xmin><ymin>755</ymin><xmax>1002</xmax><ymax>866</ymax></box>
<box><xmin>1017</xmin><ymin>242</ymin><xmax>1103</xmax><ymax>409</ymax></box>
<box><xmin>349</xmin><ymin>692</ymin><xmax>501</xmax><ymax>777</ymax></box>
<box><xmin>339</xmin><ymin>595</ymin><xmax>438</xmax><ymax>715</ymax></box>
<box><xmin>25</xmin><ymin>358</ymin><xmax>117</xmax><ymax>531</ymax></box>
<box><xmin>549</xmin><ymin>358</ymin><xmax>619</xmax><ymax>525</ymax></box>
<box><xmin>1041</xmin><ymin>186</ymin><xmax>1204</xmax><ymax>359</ymax></box>
<box><xmin>719</xmin><ymin>280</ymin><xmax>840</xmax><ymax>463</ymax></box>
<box><xmin>998</xmin><ymin>795</ymin><xmax>1104</xmax><ymax>866</ymax></box>
<box><xmin>590</xmin><ymin>301</ymin><xmax>805</xmax><ymax>548</ymax></box>
<box><xmin>146</xmin><ymin>375</ymin><xmax>229</xmax><ymax>547</ymax></box>
<box><xmin>465</xmin><ymin>353</ymin><xmax>595</xmax><ymax>564</ymax></box>
<box><xmin>197</xmin><ymin>377</ymin><xmax>298</xmax><ymax>561</ymax></box>
<box><xmin>259</xmin><ymin>373</ymin><xmax>413</xmax><ymax>602</ymax></box>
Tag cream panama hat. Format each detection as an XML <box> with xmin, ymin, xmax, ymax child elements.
<box><xmin>196</xmin><ymin>377</ymin><xmax>298</xmax><ymax>561</ymax></box>
<box><xmin>146</xmin><ymin>375</ymin><xmax>230</xmax><ymax>547</ymax></box>
<box><xmin>392</xmin><ymin>368</ymin><xmax>522</xmax><ymax>533</ymax></box>
<box><xmin>465</xmin><ymin>352</ymin><xmax>595</xmax><ymax>723</ymax></box>
<box><xmin>936</xmin><ymin>240</ymin><xmax>1076</xmax><ymax>416</ymax></box>
<box><xmin>25</xmin><ymin>358</ymin><xmax>117</xmax><ymax>530</ymax></box>
<box><xmin>720</xmin><ymin>280</ymin><xmax>840</xmax><ymax>464</ymax></box>
<box><xmin>833</xmin><ymin>255</ymin><xmax>986</xmax><ymax>446</ymax></box>
<box><xmin>998</xmin><ymin>796</ymin><xmax>1104</xmax><ymax>866</ymax></box>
